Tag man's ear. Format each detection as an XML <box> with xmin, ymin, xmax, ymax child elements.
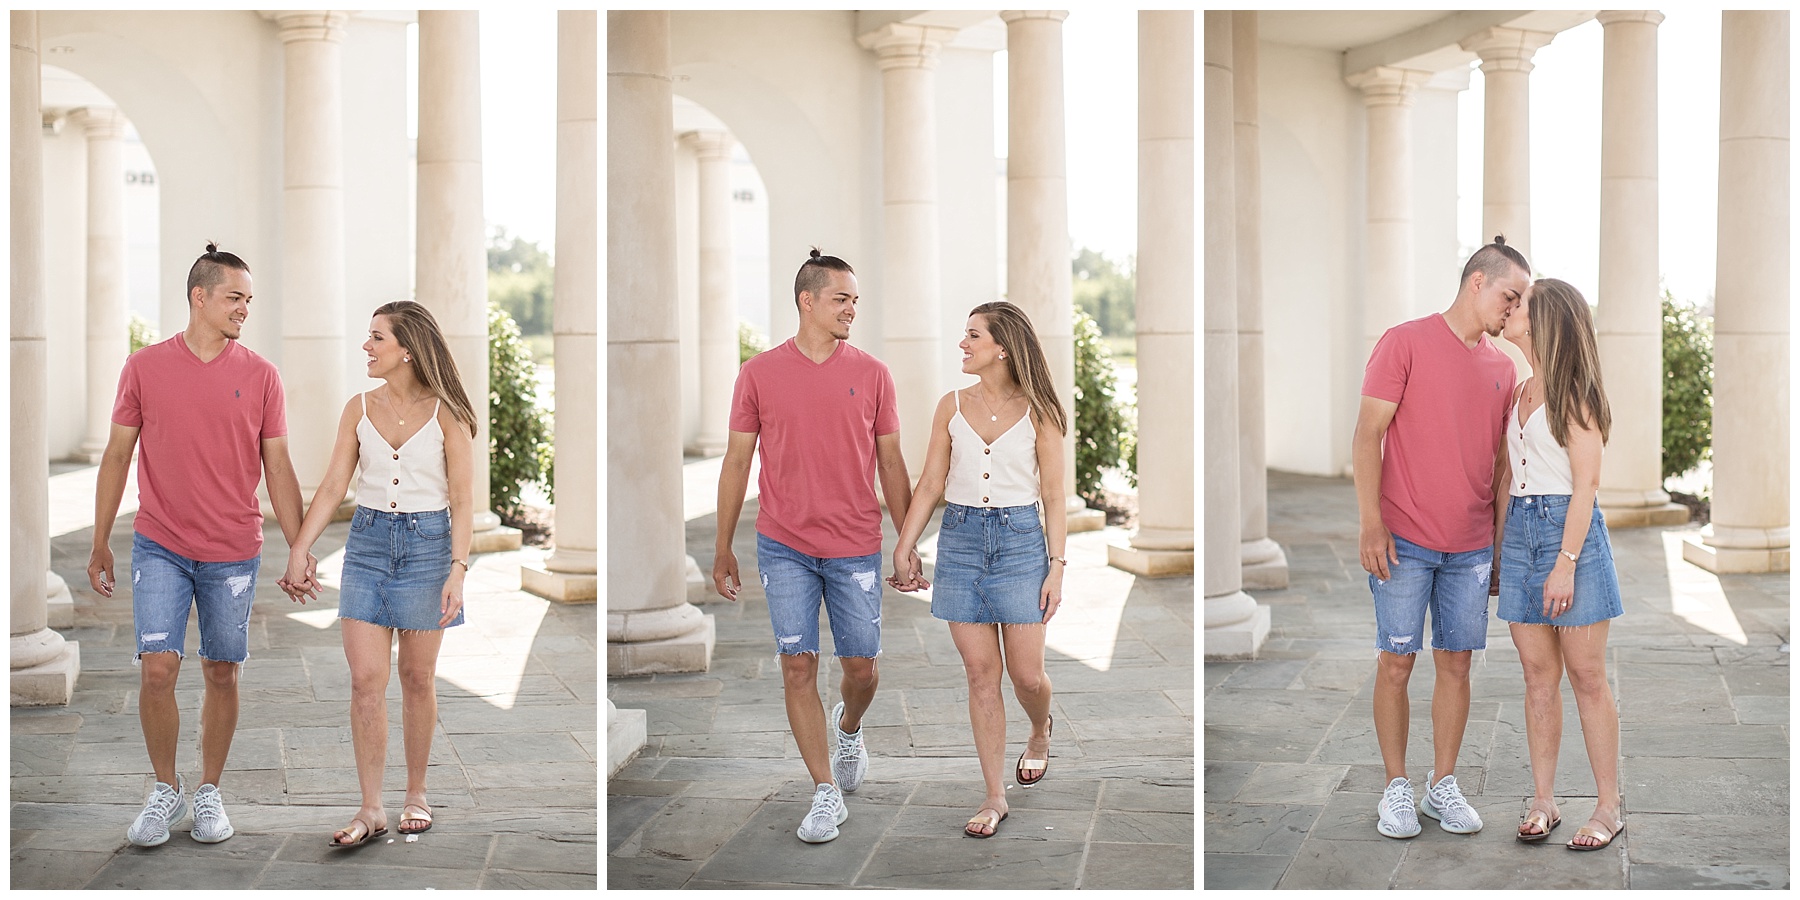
<box><xmin>1468</xmin><ymin>269</ymin><xmax>1485</xmax><ymax>294</ymax></box>
<box><xmin>797</xmin><ymin>291</ymin><xmax>812</xmax><ymax>313</ymax></box>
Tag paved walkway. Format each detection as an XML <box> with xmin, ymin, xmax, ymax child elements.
<box><xmin>1205</xmin><ymin>471</ymin><xmax>1789</xmax><ymax>890</ymax></box>
<box><xmin>607</xmin><ymin>497</ymin><xmax>1195</xmax><ymax>889</ymax></box>
<box><xmin>11</xmin><ymin>467</ymin><xmax>597</xmax><ymax>889</ymax></box>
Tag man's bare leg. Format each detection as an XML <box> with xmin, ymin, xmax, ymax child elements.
<box><xmin>1430</xmin><ymin>649</ymin><xmax>1473</xmax><ymax>780</ymax></box>
<box><xmin>139</xmin><ymin>652</ymin><xmax>183</xmax><ymax>786</ymax></box>
<box><xmin>780</xmin><ymin>653</ymin><xmax>834</xmax><ymax>787</ymax></box>
<box><xmin>198</xmin><ymin>659</ymin><xmax>241</xmax><ymax>788</ymax></box>
<box><xmin>1373</xmin><ymin>650</ymin><xmax>1416</xmax><ymax>782</ymax></box>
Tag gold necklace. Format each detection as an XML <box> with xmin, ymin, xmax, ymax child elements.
<box><xmin>389</xmin><ymin>389</ymin><xmax>433</xmax><ymax>426</ymax></box>
<box><xmin>975</xmin><ymin>386</ymin><xmax>1022</xmax><ymax>422</ymax></box>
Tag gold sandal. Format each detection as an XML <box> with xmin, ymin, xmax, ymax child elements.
<box><xmin>963</xmin><ymin>808</ymin><xmax>1007</xmax><ymax>839</ymax></box>
<box><xmin>1516</xmin><ymin>805</ymin><xmax>1560</xmax><ymax>843</ymax></box>
<box><xmin>1567</xmin><ymin>818</ymin><xmax>1624</xmax><ymax>851</ymax></box>
<box><xmin>1015</xmin><ymin>715</ymin><xmax>1053</xmax><ymax>788</ymax></box>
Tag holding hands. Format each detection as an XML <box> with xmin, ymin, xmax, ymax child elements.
<box><xmin>280</xmin><ymin>550</ymin><xmax>322</xmax><ymax>604</ymax></box>
<box><xmin>887</xmin><ymin>545</ymin><xmax>929</xmax><ymax>592</ymax></box>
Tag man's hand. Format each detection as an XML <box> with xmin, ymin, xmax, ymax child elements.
<box><xmin>887</xmin><ymin>546</ymin><xmax>929</xmax><ymax>592</ymax></box>
<box><xmin>87</xmin><ymin>546</ymin><xmax>116</xmax><ymax>598</ymax></box>
<box><xmin>1359</xmin><ymin>521</ymin><xmax>1398</xmax><ymax>581</ymax></box>
<box><xmin>712</xmin><ymin>549</ymin><xmax>741</xmax><ymax>602</ymax></box>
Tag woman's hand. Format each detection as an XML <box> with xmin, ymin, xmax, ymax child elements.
<box><xmin>1542</xmin><ymin>559</ymin><xmax>1575</xmax><ymax>618</ymax></box>
<box><xmin>887</xmin><ymin>546</ymin><xmax>928</xmax><ymax>592</ymax></box>
<box><xmin>280</xmin><ymin>550</ymin><xmax>318</xmax><ymax>603</ymax></box>
<box><xmin>440</xmin><ymin>568</ymin><xmax>465</xmax><ymax>627</ymax></box>
<box><xmin>1039</xmin><ymin>565</ymin><xmax>1064</xmax><ymax>624</ymax></box>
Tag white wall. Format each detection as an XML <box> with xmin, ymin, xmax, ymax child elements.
<box><xmin>1412</xmin><ymin>83</ymin><xmax>1466</xmax><ymax>320</ymax></box>
<box><xmin>935</xmin><ymin>45</ymin><xmax>1001</xmax><ymax>395</ymax></box>
<box><xmin>340</xmin><ymin>14</ymin><xmax>414</xmax><ymax>396</ymax></box>
<box><xmin>42</xmin><ymin>125</ymin><xmax>88</xmax><ymax>458</ymax></box>
<box><xmin>674</xmin><ymin>139</ymin><xmax>701</xmax><ymax>450</ymax></box>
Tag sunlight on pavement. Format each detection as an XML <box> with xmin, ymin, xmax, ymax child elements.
<box><xmin>683</xmin><ymin>453</ymin><xmax>760</xmax><ymax>521</ymax></box>
<box><xmin>1662</xmin><ymin>530</ymin><xmax>1748</xmax><ymax>645</ymax></box>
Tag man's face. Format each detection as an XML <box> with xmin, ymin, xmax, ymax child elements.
<box><xmin>1478</xmin><ymin>265</ymin><xmax>1527</xmax><ymax>337</ymax></box>
<box><xmin>195</xmin><ymin>268</ymin><xmax>253</xmax><ymax>339</ymax></box>
<box><xmin>801</xmin><ymin>269</ymin><xmax>858</xmax><ymax>340</ymax></box>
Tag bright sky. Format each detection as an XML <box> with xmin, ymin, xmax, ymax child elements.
<box><xmin>409</xmin><ymin>12</ymin><xmax>560</xmax><ymax>250</ymax></box>
<box><xmin>1459</xmin><ymin>11</ymin><xmax>1722</xmax><ymax>308</ymax></box>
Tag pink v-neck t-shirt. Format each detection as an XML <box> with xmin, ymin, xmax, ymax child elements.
<box><xmin>729</xmin><ymin>338</ymin><xmax>901</xmax><ymax>559</ymax></box>
<box><xmin>112</xmin><ymin>335</ymin><xmax>289</xmax><ymax>562</ymax></box>
<box><xmin>1361</xmin><ymin>313</ymin><xmax>1516</xmax><ymax>553</ymax></box>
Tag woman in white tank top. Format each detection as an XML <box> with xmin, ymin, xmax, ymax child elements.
<box><xmin>280</xmin><ymin>301</ymin><xmax>479</xmax><ymax>848</ymax></box>
<box><xmin>891</xmin><ymin>302</ymin><xmax>1069</xmax><ymax>839</ymax></box>
<box><xmin>1495</xmin><ymin>279</ymin><xmax>1626</xmax><ymax>850</ymax></box>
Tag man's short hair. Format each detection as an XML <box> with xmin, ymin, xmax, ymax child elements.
<box><xmin>186</xmin><ymin>241</ymin><xmax>251</xmax><ymax>299</ymax></box>
<box><xmin>1459</xmin><ymin>234</ymin><xmax>1529</xmax><ymax>287</ymax></box>
<box><xmin>793</xmin><ymin>247</ymin><xmax>854</xmax><ymax>309</ymax></box>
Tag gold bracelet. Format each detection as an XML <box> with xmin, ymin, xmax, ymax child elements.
<box><xmin>452</xmin><ymin>559</ymin><xmax>470</xmax><ymax>572</ymax></box>
<box><xmin>1049</xmin><ymin>556</ymin><xmax>1067</xmax><ymax>565</ymax></box>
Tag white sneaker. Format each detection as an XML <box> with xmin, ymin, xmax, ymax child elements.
<box><xmin>1376</xmin><ymin>776</ymin><xmax>1421</xmax><ymax>838</ymax></box>
<box><xmin>796</xmin><ymin>782</ymin><xmax>848</xmax><ymax>843</ymax></box>
<box><xmin>127</xmin><ymin>776</ymin><xmax>189</xmax><ymax>847</ymax></box>
<box><xmin>190</xmin><ymin>783</ymin><xmax>235</xmax><ymax>843</ymax></box>
<box><xmin>830</xmin><ymin>701</ymin><xmax>868</xmax><ymax>793</ymax></box>
<box><xmin>1420</xmin><ymin>770</ymin><xmax>1483</xmax><ymax>834</ymax></box>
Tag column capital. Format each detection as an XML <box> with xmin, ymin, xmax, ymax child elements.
<box><xmin>267</xmin><ymin>10</ymin><xmax>348</xmax><ymax>43</ymax></box>
<box><xmin>679</xmin><ymin>129</ymin><xmax>734</xmax><ymax>162</ymax></box>
<box><xmin>857</xmin><ymin>22</ymin><xmax>957</xmax><ymax>71</ymax></box>
<box><xmin>1000</xmin><ymin>11</ymin><xmax>1069</xmax><ymax>25</ymax></box>
<box><xmin>1345</xmin><ymin>66</ymin><xmax>1434</xmax><ymax>108</ymax></box>
<box><xmin>1460</xmin><ymin>26</ymin><xmax>1557</xmax><ymax>75</ymax></box>
<box><xmin>68</xmin><ymin>106</ymin><xmax>126</xmax><ymax>140</ymax></box>
<box><xmin>1596</xmin><ymin>10</ymin><xmax>1666</xmax><ymax>29</ymax></box>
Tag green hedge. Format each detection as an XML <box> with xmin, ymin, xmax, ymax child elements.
<box><xmin>1661</xmin><ymin>290</ymin><xmax>1712</xmax><ymax>485</ymax></box>
<box><xmin>1073</xmin><ymin>307</ymin><xmax>1136</xmax><ymax>505</ymax></box>
<box><xmin>489</xmin><ymin>302</ymin><xmax>553</xmax><ymax>516</ymax></box>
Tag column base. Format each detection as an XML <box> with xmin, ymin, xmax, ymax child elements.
<box><xmin>607</xmin><ymin>614</ymin><xmax>716</xmax><ymax>676</ymax></box>
<box><xmin>1598</xmin><ymin>501</ymin><xmax>1689</xmax><ymax>528</ymax></box>
<box><xmin>685</xmin><ymin>437</ymin><xmax>727</xmax><ymax>458</ymax></box>
<box><xmin>47</xmin><ymin>571</ymin><xmax>74</xmax><ymax>629</ymax></box>
<box><xmin>1106</xmin><ymin>541</ymin><xmax>1194</xmax><ymax>576</ymax></box>
<box><xmin>1203</xmin><ymin>602</ymin><xmax>1271</xmax><ymax>660</ymax></box>
<box><xmin>608</xmin><ymin>700</ymin><xmax>649</xmax><ymax>779</ymax></box>
<box><xmin>520</xmin><ymin>563</ymin><xmax>597</xmax><ymax>603</ymax></box>
<box><xmin>1067</xmin><ymin>508</ymin><xmax>1107</xmax><ymax>534</ymax></box>
<box><xmin>684</xmin><ymin>554</ymin><xmax>705</xmax><ymax>587</ymax></box>
<box><xmin>69</xmin><ymin>443</ymin><xmax>107</xmax><ymax>465</ymax></box>
<box><xmin>1241</xmin><ymin>537</ymin><xmax>1289</xmax><ymax>590</ymax></box>
<box><xmin>263</xmin><ymin>497</ymin><xmax>358</xmax><ymax>523</ymax></box>
<box><xmin>470</xmin><ymin>525</ymin><xmax>523</xmax><ymax>554</ymax></box>
<box><xmin>11</xmin><ymin>641</ymin><xmax>80</xmax><ymax>707</ymax></box>
<box><xmin>1683</xmin><ymin>535</ymin><xmax>1790</xmax><ymax>574</ymax></box>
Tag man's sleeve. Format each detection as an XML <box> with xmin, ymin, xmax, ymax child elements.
<box><xmin>111</xmin><ymin>354</ymin><xmax>143</xmax><ymax>427</ymax></box>
<box><xmin>873</xmin><ymin>363</ymin><xmax>900</xmax><ymax>437</ymax></box>
<box><xmin>1360</xmin><ymin>328</ymin><xmax>1410</xmax><ymax>404</ymax></box>
<box><xmin>727</xmin><ymin>363</ymin><xmax>759</xmax><ymax>434</ymax></box>
<box><xmin>261</xmin><ymin>365</ymin><xmax>290</xmax><ymax>440</ymax></box>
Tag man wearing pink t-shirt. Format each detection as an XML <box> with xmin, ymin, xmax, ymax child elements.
<box><xmin>713</xmin><ymin>249</ymin><xmax>914</xmax><ymax>844</ymax></box>
<box><xmin>1353</xmin><ymin>237</ymin><xmax>1528</xmax><ymax>840</ymax></box>
<box><xmin>86</xmin><ymin>244</ymin><xmax>310</xmax><ymax>848</ymax></box>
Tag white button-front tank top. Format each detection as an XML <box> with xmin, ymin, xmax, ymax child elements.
<box><xmin>355</xmin><ymin>393</ymin><xmax>450</xmax><ymax>512</ymax></box>
<box><xmin>944</xmin><ymin>390</ymin><xmax>1040</xmax><ymax>508</ymax></box>
<box><xmin>1507</xmin><ymin>391</ymin><xmax>1575</xmax><ymax>497</ymax></box>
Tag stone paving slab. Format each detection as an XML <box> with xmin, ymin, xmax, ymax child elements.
<box><xmin>1203</xmin><ymin>472</ymin><xmax>1791</xmax><ymax>890</ymax></box>
<box><xmin>12</xmin><ymin>509</ymin><xmax>598</xmax><ymax>889</ymax></box>
<box><xmin>610</xmin><ymin>497</ymin><xmax>1196</xmax><ymax>888</ymax></box>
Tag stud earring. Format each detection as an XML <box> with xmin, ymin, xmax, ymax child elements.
<box><xmin>999</xmin><ymin>352</ymin><xmax>1006</xmax><ymax>359</ymax></box>
<box><xmin>403</xmin><ymin>356</ymin><xmax>410</xmax><ymax>362</ymax></box>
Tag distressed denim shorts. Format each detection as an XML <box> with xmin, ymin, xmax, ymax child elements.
<box><xmin>130</xmin><ymin>532</ymin><xmax>260</xmax><ymax>664</ymax></box>
<box><xmin>1369</xmin><ymin>533</ymin><xmax>1492</xmax><ymax>655</ymax></box>
<box><xmin>930</xmin><ymin>503</ymin><xmax>1050</xmax><ymax>625</ymax></box>
<box><xmin>755</xmin><ymin>532</ymin><xmax>882</xmax><ymax>658</ymax></box>
<box><xmin>337</xmin><ymin>507</ymin><xmax>465</xmax><ymax>631</ymax></box>
<box><xmin>1498</xmin><ymin>495</ymin><xmax>1624</xmax><ymax>628</ymax></box>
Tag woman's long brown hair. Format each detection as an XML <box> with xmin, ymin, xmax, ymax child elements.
<box><xmin>1528</xmin><ymin>278</ymin><xmax>1610</xmax><ymax>448</ymax></box>
<box><xmin>968</xmin><ymin>301</ymin><xmax>1067</xmax><ymax>437</ymax></box>
<box><xmin>372</xmin><ymin>300</ymin><xmax>478</xmax><ymax>437</ymax></box>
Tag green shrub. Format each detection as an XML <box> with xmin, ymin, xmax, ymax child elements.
<box><xmin>128</xmin><ymin>313</ymin><xmax>157</xmax><ymax>354</ymax></box>
<box><xmin>739</xmin><ymin>321</ymin><xmax>769</xmax><ymax>365</ymax></box>
<box><xmin>1073</xmin><ymin>306</ymin><xmax>1136</xmax><ymax>504</ymax></box>
<box><xmin>488</xmin><ymin>301</ymin><xmax>554</xmax><ymax>517</ymax></box>
<box><xmin>1662</xmin><ymin>290</ymin><xmax>1713</xmax><ymax>484</ymax></box>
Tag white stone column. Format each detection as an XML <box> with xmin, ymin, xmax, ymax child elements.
<box><xmin>417</xmin><ymin>11</ymin><xmax>517</xmax><ymax>551</ymax></box>
<box><xmin>1685</xmin><ymin>11</ymin><xmax>1789</xmax><ymax>574</ymax></box>
<box><xmin>681</xmin><ymin>129</ymin><xmax>737</xmax><ymax>459</ymax></box>
<box><xmin>1201</xmin><ymin>10</ymin><xmax>1269</xmax><ymax>658</ymax></box>
<box><xmin>860</xmin><ymin>23</ymin><xmax>956</xmax><ymax>472</ymax></box>
<box><xmin>1002</xmin><ymin>10</ymin><xmax>1102</xmax><ymax>533</ymax></box>
<box><xmin>1461</xmin><ymin>27</ymin><xmax>1557</xmax><ymax>259</ymax></box>
<box><xmin>1109</xmin><ymin>11</ymin><xmax>1194</xmax><ymax>578</ymax></box>
<box><xmin>272</xmin><ymin>12</ymin><xmax>349</xmax><ymax>501</ymax></box>
<box><xmin>522</xmin><ymin>10</ymin><xmax>598</xmax><ymax>604</ymax></box>
<box><xmin>1233</xmin><ymin>11</ymin><xmax>1286</xmax><ymax>589</ymax></box>
<box><xmin>608</xmin><ymin>11</ymin><xmax>716</xmax><ymax>675</ymax></box>
<box><xmin>1596</xmin><ymin>11</ymin><xmax>1686</xmax><ymax>528</ymax></box>
<box><xmin>1346</xmin><ymin>66</ymin><xmax>1431</xmax><ymax>364</ymax></box>
<box><xmin>71</xmin><ymin>106</ymin><xmax>129</xmax><ymax>465</ymax></box>
<box><xmin>13</xmin><ymin>10</ymin><xmax>80</xmax><ymax>706</ymax></box>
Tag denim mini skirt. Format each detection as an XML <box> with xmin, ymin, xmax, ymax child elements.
<box><xmin>1498</xmin><ymin>494</ymin><xmax>1623</xmax><ymax>628</ymax></box>
<box><xmin>338</xmin><ymin>507</ymin><xmax>465</xmax><ymax>631</ymax></box>
<box><xmin>930</xmin><ymin>502</ymin><xmax>1050</xmax><ymax>625</ymax></box>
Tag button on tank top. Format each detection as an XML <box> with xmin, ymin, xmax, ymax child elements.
<box><xmin>944</xmin><ymin>390</ymin><xmax>1040</xmax><ymax>508</ymax></box>
<box><xmin>355</xmin><ymin>393</ymin><xmax>450</xmax><ymax>512</ymax></box>
<box><xmin>1507</xmin><ymin>392</ymin><xmax>1575</xmax><ymax>496</ymax></box>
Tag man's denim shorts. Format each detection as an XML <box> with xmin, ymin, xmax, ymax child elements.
<box><xmin>338</xmin><ymin>507</ymin><xmax>464</xmax><ymax>632</ymax></box>
<box><xmin>755</xmin><ymin>532</ymin><xmax>883</xmax><ymax>658</ymax></box>
<box><xmin>131</xmin><ymin>532</ymin><xmax>260</xmax><ymax>665</ymax></box>
<box><xmin>1369</xmin><ymin>533</ymin><xmax>1492</xmax><ymax>655</ymax></box>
